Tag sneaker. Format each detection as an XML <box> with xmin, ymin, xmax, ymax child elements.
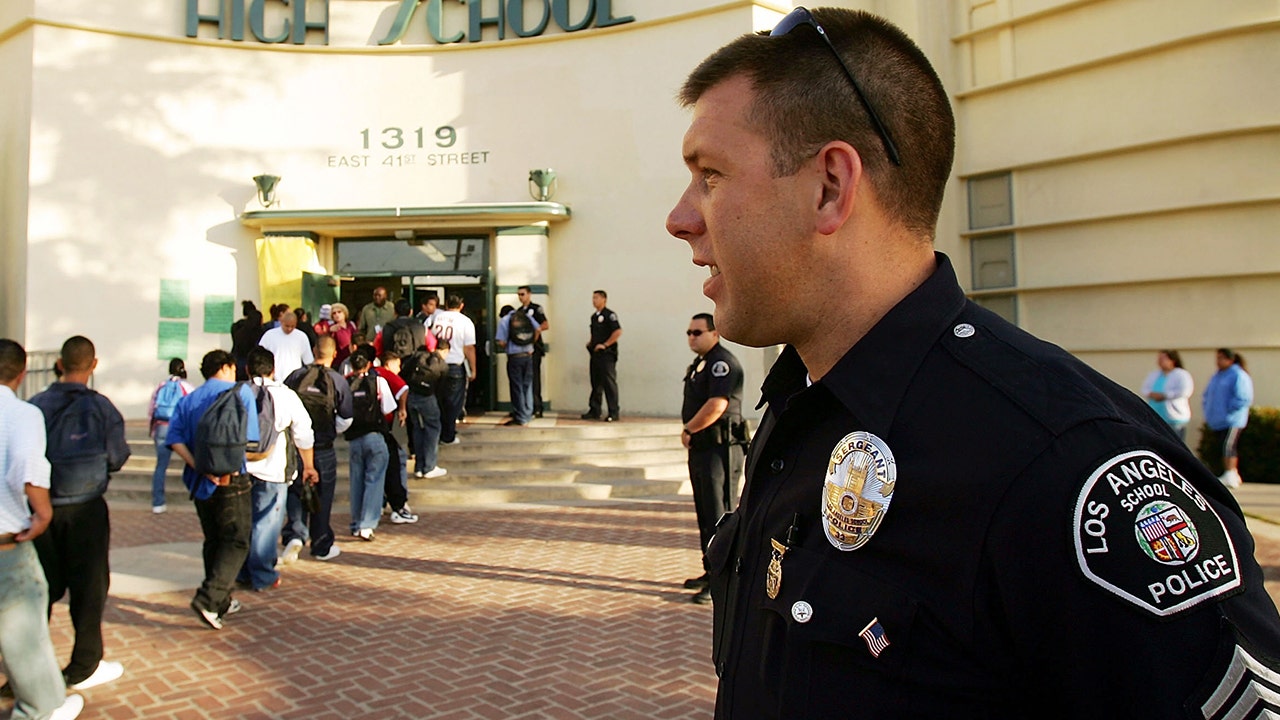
<box><xmin>606</xmin><ymin>415</ymin><xmax>619</xmax><ymax>423</ymax></box>
<box><xmin>391</xmin><ymin>507</ymin><xmax>419</xmax><ymax>524</ymax></box>
<box><xmin>313</xmin><ymin>546</ymin><xmax>341</xmax><ymax>561</ymax></box>
<box><xmin>683</xmin><ymin>574</ymin><xmax>710</xmax><ymax>590</ymax></box>
<box><xmin>69</xmin><ymin>660</ymin><xmax>123</xmax><ymax>690</ymax></box>
<box><xmin>50</xmin><ymin>693</ymin><xmax>85</xmax><ymax>720</ymax></box>
<box><xmin>414</xmin><ymin>470</ymin><xmax>426</xmax><ymax>478</ymax></box>
<box><xmin>691</xmin><ymin>587</ymin><xmax>712</xmax><ymax>604</ymax></box>
<box><xmin>281</xmin><ymin>538</ymin><xmax>303</xmax><ymax>565</ymax></box>
<box><xmin>225</xmin><ymin>599</ymin><xmax>243</xmax><ymax>615</ymax></box>
<box><xmin>357</xmin><ymin>528</ymin><xmax>375</xmax><ymax>541</ymax></box>
<box><xmin>442</xmin><ymin>438</ymin><xmax>462</xmax><ymax>445</ymax></box>
<box><xmin>402</xmin><ymin>503</ymin><xmax>413</xmax><ymax>514</ymax></box>
<box><xmin>1219</xmin><ymin>469</ymin><xmax>1243</xmax><ymax>488</ymax></box>
<box><xmin>152</xmin><ymin>504</ymin><xmax>167</xmax><ymax>514</ymax></box>
<box><xmin>423</xmin><ymin>466</ymin><xmax>448</xmax><ymax>479</ymax></box>
<box><xmin>191</xmin><ymin>601</ymin><xmax>223</xmax><ymax>630</ymax></box>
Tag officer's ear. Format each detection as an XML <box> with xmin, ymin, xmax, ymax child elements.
<box><xmin>814</xmin><ymin>140</ymin><xmax>861</xmax><ymax>236</ymax></box>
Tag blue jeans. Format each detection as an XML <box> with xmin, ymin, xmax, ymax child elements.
<box><xmin>284</xmin><ymin>446</ymin><xmax>338</xmax><ymax>557</ymax></box>
<box><xmin>237</xmin><ymin>479</ymin><xmax>288</xmax><ymax>590</ymax></box>
<box><xmin>507</xmin><ymin>353</ymin><xmax>534</xmax><ymax>424</ymax></box>
<box><xmin>440</xmin><ymin>364</ymin><xmax>468</xmax><ymax>443</ymax></box>
<box><xmin>0</xmin><ymin>543</ymin><xmax>67</xmax><ymax>719</ymax></box>
<box><xmin>152</xmin><ymin>422</ymin><xmax>172</xmax><ymax>507</ymax></box>
<box><xmin>407</xmin><ymin>393</ymin><xmax>442</xmax><ymax>473</ymax></box>
<box><xmin>348</xmin><ymin>432</ymin><xmax>389</xmax><ymax>533</ymax></box>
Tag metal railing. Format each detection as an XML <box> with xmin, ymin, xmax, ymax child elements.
<box><xmin>17</xmin><ymin>350</ymin><xmax>91</xmax><ymax>400</ymax></box>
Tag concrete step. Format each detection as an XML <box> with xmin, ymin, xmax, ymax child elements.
<box><xmin>110</xmin><ymin>415</ymin><xmax>692</xmax><ymax>509</ymax></box>
<box><xmin>407</xmin><ymin>477</ymin><xmax>687</xmax><ymax>506</ymax></box>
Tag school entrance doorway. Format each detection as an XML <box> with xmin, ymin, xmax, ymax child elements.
<box><xmin>334</xmin><ymin>236</ymin><xmax>496</xmax><ymax>412</ymax></box>
<box><xmin>242</xmin><ymin>201</ymin><xmax>572</xmax><ymax>417</ymax></box>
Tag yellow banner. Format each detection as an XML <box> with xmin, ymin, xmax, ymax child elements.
<box><xmin>255</xmin><ymin>236</ymin><xmax>326</xmax><ymax>311</ymax></box>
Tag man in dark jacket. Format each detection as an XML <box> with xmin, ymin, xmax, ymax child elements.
<box><xmin>28</xmin><ymin>335</ymin><xmax>129</xmax><ymax>689</ymax></box>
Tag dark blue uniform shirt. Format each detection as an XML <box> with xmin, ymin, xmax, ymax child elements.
<box><xmin>710</xmin><ymin>253</ymin><xmax>1280</xmax><ymax>719</ymax></box>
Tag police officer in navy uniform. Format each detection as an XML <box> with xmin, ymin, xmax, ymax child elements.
<box><xmin>666</xmin><ymin>8</ymin><xmax>1280</xmax><ymax>718</ymax></box>
<box><xmin>582</xmin><ymin>289</ymin><xmax>621</xmax><ymax>422</ymax></box>
<box><xmin>681</xmin><ymin>313</ymin><xmax>746</xmax><ymax>604</ymax></box>
<box><xmin>516</xmin><ymin>286</ymin><xmax>550</xmax><ymax>418</ymax></box>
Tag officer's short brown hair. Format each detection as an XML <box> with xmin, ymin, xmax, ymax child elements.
<box><xmin>678</xmin><ymin>8</ymin><xmax>954</xmax><ymax>238</ymax></box>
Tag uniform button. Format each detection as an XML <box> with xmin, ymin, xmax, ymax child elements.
<box><xmin>770</xmin><ymin>458</ymin><xmax>785</xmax><ymax>473</ymax></box>
<box><xmin>734</xmin><ymin>557</ymin><xmax>742</xmax><ymax>575</ymax></box>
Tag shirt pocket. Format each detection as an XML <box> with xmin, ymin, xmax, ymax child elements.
<box><xmin>757</xmin><ymin>544</ymin><xmax>920</xmax><ymax>718</ymax></box>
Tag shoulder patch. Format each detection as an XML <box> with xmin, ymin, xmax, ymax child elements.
<box><xmin>711</xmin><ymin>360</ymin><xmax>730</xmax><ymax>378</ymax></box>
<box><xmin>1073</xmin><ymin>450</ymin><xmax>1241</xmax><ymax>618</ymax></box>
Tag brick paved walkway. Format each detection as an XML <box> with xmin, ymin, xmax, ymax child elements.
<box><xmin>12</xmin><ymin>500</ymin><xmax>718</xmax><ymax>720</ymax></box>
<box><xmin>10</xmin><ymin>499</ymin><xmax>1280</xmax><ymax>719</ymax></box>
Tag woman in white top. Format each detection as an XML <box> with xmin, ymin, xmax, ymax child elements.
<box><xmin>1141</xmin><ymin>349</ymin><xmax>1195</xmax><ymax>442</ymax></box>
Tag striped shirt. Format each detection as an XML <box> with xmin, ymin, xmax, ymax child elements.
<box><xmin>0</xmin><ymin>385</ymin><xmax>51</xmax><ymax>534</ymax></box>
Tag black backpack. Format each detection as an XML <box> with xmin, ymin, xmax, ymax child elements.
<box><xmin>401</xmin><ymin>349</ymin><xmax>447</xmax><ymax>396</ymax></box>
<box><xmin>43</xmin><ymin>389</ymin><xmax>110</xmax><ymax>498</ymax></box>
<box><xmin>247</xmin><ymin>382</ymin><xmax>280</xmax><ymax>456</ymax></box>
<box><xmin>389</xmin><ymin>321</ymin><xmax>418</xmax><ymax>359</ymax></box>
<box><xmin>508</xmin><ymin>309</ymin><xmax>536</xmax><ymax>346</ymax></box>
<box><xmin>344</xmin><ymin>372</ymin><xmax>385</xmax><ymax>439</ymax></box>
<box><xmin>288</xmin><ymin>365</ymin><xmax>336</xmax><ymax>432</ymax></box>
<box><xmin>194</xmin><ymin>384</ymin><xmax>249</xmax><ymax>477</ymax></box>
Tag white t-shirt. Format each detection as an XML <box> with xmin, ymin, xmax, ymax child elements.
<box><xmin>0</xmin><ymin>386</ymin><xmax>51</xmax><ymax>534</ymax></box>
<box><xmin>431</xmin><ymin>310</ymin><xmax>476</xmax><ymax>366</ymax></box>
<box><xmin>258</xmin><ymin>327</ymin><xmax>315</xmax><ymax>381</ymax></box>
<box><xmin>245</xmin><ymin>379</ymin><xmax>315</xmax><ymax>484</ymax></box>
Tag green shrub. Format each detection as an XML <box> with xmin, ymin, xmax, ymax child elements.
<box><xmin>1196</xmin><ymin>407</ymin><xmax>1280</xmax><ymax>484</ymax></box>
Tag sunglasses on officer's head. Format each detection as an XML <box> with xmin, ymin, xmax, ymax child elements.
<box><xmin>686</xmin><ymin>329</ymin><xmax>706</xmax><ymax>337</ymax></box>
<box><xmin>770</xmin><ymin>6</ymin><xmax>901</xmax><ymax>167</ymax></box>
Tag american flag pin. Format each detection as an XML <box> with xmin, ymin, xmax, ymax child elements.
<box><xmin>859</xmin><ymin>618</ymin><xmax>890</xmax><ymax>658</ymax></box>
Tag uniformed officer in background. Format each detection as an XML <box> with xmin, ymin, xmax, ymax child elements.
<box><xmin>666</xmin><ymin>7</ymin><xmax>1280</xmax><ymax>718</ymax></box>
<box><xmin>581</xmin><ymin>290</ymin><xmax>621</xmax><ymax>422</ymax></box>
<box><xmin>681</xmin><ymin>313</ymin><xmax>745</xmax><ymax>605</ymax></box>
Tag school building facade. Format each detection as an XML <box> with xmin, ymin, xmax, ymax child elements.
<box><xmin>2</xmin><ymin>0</ymin><xmax>1276</xmax><ymax>423</ymax></box>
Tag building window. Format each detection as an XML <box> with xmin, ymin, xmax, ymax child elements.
<box><xmin>971</xmin><ymin>233</ymin><xmax>1015</xmax><ymax>289</ymax></box>
<box><xmin>967</xmin><ymin>171</ymin><xmax>1017</xmax><ymax>324</ymax></box>
<box><xmin>975</xmin><ymin>294</ymin><xmax>1017</xmax><ymax>324</ymax></box>
<box><xmin>967</xmin><ymin>172</ymin><xmax>1012</xmax><ymax>230</ymax></box>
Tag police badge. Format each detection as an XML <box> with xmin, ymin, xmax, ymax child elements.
<box><xmin>822</xmin><ymin>431</ymin><xmax>897</xmax><ymax>551</ymax></box>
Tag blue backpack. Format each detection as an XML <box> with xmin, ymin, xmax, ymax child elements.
<box><xmin>154</xmin><ymin>378</ymin><xmax>186</xmax><ymax>421</ymax></box>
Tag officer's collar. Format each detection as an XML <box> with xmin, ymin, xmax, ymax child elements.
<box><xmin>759</xmin><ymin>252</ymin><xmax>967</xmax><ymax>437</ymax></box>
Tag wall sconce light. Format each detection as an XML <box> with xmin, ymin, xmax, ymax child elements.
<box><xmin>254</xmin><ymin>174</ymin><xmax>281</xmax><ymax>207</ymax></box>
<box><xmin>528</xmin><ymin>169</ymin><xmax>557</xmax><ymax>202</ymax></box>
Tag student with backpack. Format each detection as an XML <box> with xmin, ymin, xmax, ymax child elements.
<box><xmin>27</xmin><ymin>336</ymin><xmax>130</xmax><ymax>691</ymax></box>
<box><xmin>375</xmin><ymin>298</ymin><xmax>427</xmax><ymax>360</ymax></box>
<box><xmin>401</xmin><ymin>339</ymin><xmax>450</xmax><ymax>480</ymax></box>
<box><xmin>165</xmin><ymin>349</ymin><xmax>261</xmax><ymax>630</ymax></box>
<box><xmin>283</xmin><ymin>335</ymin><xmax>353</xmax><ymax>562</ymax></box>
<box><xmin>496</xmin><ymin>304</ymin><xmax>537</xmax><ymax>427</ymax></box>
<box><xmin>236</xmin><ymin>347</ymin><xmax>318</xmax><ymax>592</ymax></box>
<box><xmin>344</xmin><ymin>348</ymin><xmax>397</xmax><ymax>541</ymax></box>
<box><xmin>146</xmin><ymin>358</ymin><xmax>193</xmax><ymax>514</ymax></box>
